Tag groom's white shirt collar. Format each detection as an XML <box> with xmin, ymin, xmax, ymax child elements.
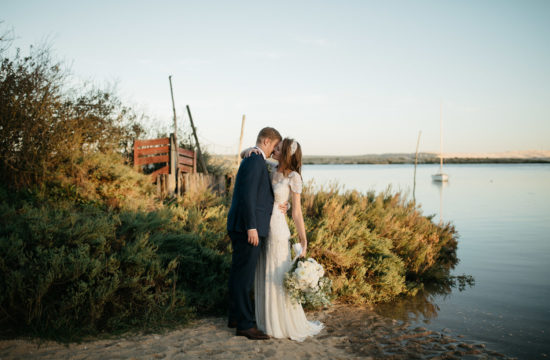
<box><xmin>254</xmin><ymin>146</ymin><xmax>267</xmax><ymax>160</ymax></box>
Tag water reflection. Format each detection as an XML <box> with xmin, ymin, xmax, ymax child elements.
<box><xmin>375</xmin><ymin>289</ymin><xmax>441</xmax><ymax>323</ymax></box>
<box><xmin>431</xmin><ymin>180</ymin><xmax>449</xmax><ymax>225</ymax></box>
<box><xmin>375</xmin><ymin>276</ymin><xmax>475</xmax><ymax>324</ymax></box>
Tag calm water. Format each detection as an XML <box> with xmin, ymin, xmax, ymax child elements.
<box><xmin>302</xmin><ymin>164</ymin><xmax>550</xmax><ymax>359</ymax></box>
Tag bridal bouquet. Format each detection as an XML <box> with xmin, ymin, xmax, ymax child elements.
<box><xmin>284</xmin><ymin>243</ymin><xmax>332</xmax><ymax>308</ymax></box>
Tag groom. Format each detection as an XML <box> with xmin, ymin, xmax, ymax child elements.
<box><xmin>227</xmin><ymin>127</ymin><xmax>282</xmax><ymax>340</ymax></box>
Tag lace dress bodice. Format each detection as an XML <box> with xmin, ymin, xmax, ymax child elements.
<box><xmin>267</xmin><ymin>169</ymin><xmax>303</xmax><ymax>257</ymax></box>
<box><xmin>271</xmin><ymin>168</ymin><xmax>302</xmax><ymax>205</ymax></box>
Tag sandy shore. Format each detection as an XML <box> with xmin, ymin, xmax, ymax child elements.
<box><xmin>0</xmin><ymin>305</ymin><xmax>515</xmax><ymax>360</ymax></box>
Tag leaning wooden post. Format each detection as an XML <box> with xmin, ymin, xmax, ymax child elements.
<box><xmin>169</xmin><ymin>76</ymin><xmax>178</xmax><ymax>143</ymax></box>
<box><xmin>167</xmin><ymin>133</ymin><xmax>178</xmax><ymax>195</ymax></box>
<box><xmin>169</xmin><ymin>76</ymin><xmax>181</xmax><ymax>195</ymax></box>
<box><xmin>237</xmin><ymin>114</ymin><xmax>246</xmax><ymax>163</ymax></box>
<box><xmin>186</xmin><ymin>105</ymin><xmax>208</xmax><ymax>174</ymax></box>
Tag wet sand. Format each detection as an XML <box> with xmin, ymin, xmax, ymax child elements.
<box><xmin>0</xmin><ymin>305</ymin><xmax>515</xmax><ymax>360</ymax></box>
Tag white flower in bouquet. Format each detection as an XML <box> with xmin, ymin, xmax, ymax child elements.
<box><xmin>284</xmin><ymin>252</ymin><xmax>332</xmax><ymax>308</ymax></box>
<box><xmin>296</xmin><ymin>260</ymin><xmax>321</xmax><ymax>288</ymax></box>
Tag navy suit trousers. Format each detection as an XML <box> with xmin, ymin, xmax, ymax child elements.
<box><xmin>227</xmin><ymin>231</ymin><xmax>264</xmax><ymax>331</ymax></box>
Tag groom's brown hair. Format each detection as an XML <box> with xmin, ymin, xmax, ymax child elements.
<box><xmin>256</xmin><ymin>127</ymin><xmax>282</xmax><ymax>144</ymax></box>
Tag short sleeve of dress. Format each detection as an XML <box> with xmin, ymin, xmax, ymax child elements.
<box><xmin>289</xmin><ymin>171</ymin><xmax>303</xmax><ymax>194</ymax></box>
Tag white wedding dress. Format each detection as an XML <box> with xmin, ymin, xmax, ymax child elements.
<box><xmin>254</xmin><ymin>169</ymin><xmax>323</xmax><ymax>341</ymax></box>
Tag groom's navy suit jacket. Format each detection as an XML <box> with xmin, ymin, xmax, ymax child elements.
<box><xmin>227</xmin><ymin>153</ymin><xmax>274</xmax><ymax>238</ymax></box>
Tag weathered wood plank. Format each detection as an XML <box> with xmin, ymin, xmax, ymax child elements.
<box><xmin>182</xmin><ymin>173</ymin><xmax>227</xmax><ymax>194</ymax></box>
<box><xmin>178</xmin><ymin>156</ymin><xmax>195</xmax><ymax>166</ymax></box>
<box><xmin>135</xmin><ymin>154</ymin><xmax>169</xmax><ymax>166</ymax></box>
<box><xmin>178</xmin><ymin>148</ymin><xmax>195</xmax><ymax>157</ymax></box>
<box><xmin>178</xmin><ymin>164</ymin><xmax>194</xmax><ymax>173</ymax></box>
<box><xmin>136</xmin><ymin>146</ymin><xmax>169</xmax><ymax>156</ymax></box>
<box><xmin>149</xmin><ymin>165</ymin><xmax>169</xmax><ymax>181</ymax></box>
<box><xmin>135</xmin><ymin>138</ymin><xmax>170</xmax><ymax>147</ymax></box>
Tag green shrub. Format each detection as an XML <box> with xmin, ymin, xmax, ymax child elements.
<box><xmin>44</xmin><ymin>152</ymin><xmax>158</xmax><ymax>211</ymax></box>
<box><xmin>0</xmin><ymin>176</ymin><xmax>234</xmax><ymax>340</ymax></box>
<box><xmin>0</xmin><ymin>200</ymin><xmax>185</xmax><ymax>340</ymax></box>
<box><xmin>300</xmin><ymin>185</ymin><xmax>458</xmax><ymax>304</ymax></box>
<box><xmin>154</xmin><ymin>233</ymin><xmax>230</xmax><ymax>314</ymax></box>
<box><xmin>0</xmin><ymin>44</ymin><xmax>145</xmax><ymax>190</ymax></box>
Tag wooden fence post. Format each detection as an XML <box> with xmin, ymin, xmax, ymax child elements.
<box><xmin>168</xmin><ymin>133</ymin><xmax>177</xmax><ymax>195</ymax></box>
<box><xmin>186</xmin><ymin>105</ymin><xmax>208</xmax><ymax>174</ymax></box>
<box><xmin>133</xmin><ymin>139</ymin><xmax>138</xmax><ymax>170</ymax></box>
<box><xmin>237</xmin><ymin>114</ymin><xmax>245</xmax><ymax>163</ymax></box>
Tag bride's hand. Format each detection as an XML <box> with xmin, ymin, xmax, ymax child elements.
<box><xmin>241</xmin><ymin>147</ymin><xmax>260</xmax><ymax>158</ymax></box>
<box><xmin>300</xmin><ymin>244</ymin><xmax>307</xmax><ymax>258</ymax></box>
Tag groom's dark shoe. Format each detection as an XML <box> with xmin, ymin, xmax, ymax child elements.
<box><xmin>227</xmin><ymin>320</ymin><xmax>238</xmax><ymax>328</ymax></box>
<box><xmin>236</xmin><ymin>327</ymin><xmax>270</xmax><ymax>340</ymax></box>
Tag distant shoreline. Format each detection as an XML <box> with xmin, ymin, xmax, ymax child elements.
<box><xmin>214</xmin><ymin>151</ymin><xmax>550</xmax><ymax>165</ymax></box>
<box><xmin>303</xmin><ymin>151</ymin><xmax>550</xmax><ymax>165</ymax></box>
<box><xmin>303</xmin><ymin>157</ymin><xmax>550</xmax><ymax>165</ymax></box>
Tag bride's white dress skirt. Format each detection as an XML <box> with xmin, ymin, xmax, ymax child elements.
<box><xmin>254</xmin><ymin>171</ymin><xmax>323</xmax><ymax>342</ymax></box>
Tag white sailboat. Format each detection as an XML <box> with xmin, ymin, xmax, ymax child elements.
<box><xmin>432</xmin><ymin>102</ymin><xmax>449</xmax><ymax>182</ymax></box>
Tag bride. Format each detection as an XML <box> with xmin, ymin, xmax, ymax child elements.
<box><xmin>243</xmin><ymin>138</ymin><xmax>323</xmax><ymax>341</ymax></box>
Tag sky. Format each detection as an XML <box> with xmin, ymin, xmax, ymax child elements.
<box><xmin>2</xmin><ymin>0</ymin><xmax>549</xmax><ymax>155</ymax></box>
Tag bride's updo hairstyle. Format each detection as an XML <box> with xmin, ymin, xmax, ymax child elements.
<box><xmin>279</xmin><ymin>138</ymin><xmax>302</xmax><ymax>176</ymax></box>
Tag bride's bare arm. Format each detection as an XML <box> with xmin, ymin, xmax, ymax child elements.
<box><xmin>291</xmin><ymin>191</ymin><xmax>307</xmax><ymax>257</ymax></box>
<box><xmin>240</xmin><ymin>147</ymin><xmax>259</xmax><ymax>159</ymax></box>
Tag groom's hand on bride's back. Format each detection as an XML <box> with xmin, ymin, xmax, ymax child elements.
<box><xmin>279</xmin><ymin>201</ymin><xmax>289</xmax><ymax>214</ymax></box>
<box><xmin>247</xmin><ymin>229</ymin><xmax>259</xmax><ymax>246</ymax></box>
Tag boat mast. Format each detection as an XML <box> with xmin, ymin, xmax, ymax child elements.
<box><xmin>439</xmin><ymin>101</ymin><xmax>443</xmax><ymax>172</ymax></box>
